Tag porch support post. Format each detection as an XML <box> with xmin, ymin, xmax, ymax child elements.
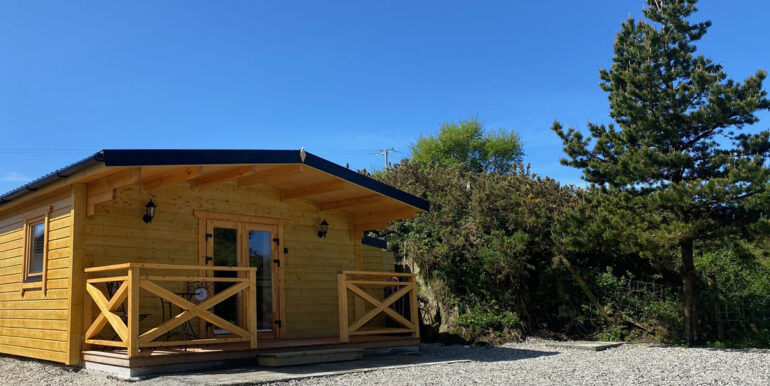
<box><xmin>353</xmin><ymin>235</ymin><xmax>365</xmax><ymax>321</ymax></box>
<box><xmin>338</xmin><ymin>273</ymin><xmax>349</xmax><ymax>343</ymax></box>
<box><xmin>127</xmin><ymin>267</ymin><xmax>140</xmax><ymax>357</ymax></box>
<box><xmin>409</xmin><ymin>277</ymin><xmax>420</xmax><ymax>339</ymax></box>
<box><xmin>247</xmin><ymin>269</ymin><xmax>258</xmax><ymax>349</ymax></box>
<box><xmin>66</xmin><ymin>184</ymin><xmax>87</xmax><ymax>365</ymax></box>
<box><xmin>81</xmin><ymin>271</ymin><xmax>91</xmax><ymax>352</ymax></box>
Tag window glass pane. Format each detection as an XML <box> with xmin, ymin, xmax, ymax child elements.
<box><xmin>212</xmin><ymin>227</ymin><xmax>238</xmax><ymax>328</ymax></box>
<box><xmin>248</xmin><ymin>230</ymin><xmax>272</xmax><ymax>331</ymax></box>
<box><xmin>28</xmin><ymin>222</ymin><xmax>45</xmax><ymax>275</ymax></box>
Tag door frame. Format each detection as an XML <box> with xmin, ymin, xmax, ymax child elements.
<box><xmin>195</xmin><ymin>210</ymin><xmax>286</xmax><ymax>339</ymax></box>
<box><xmin>241</xmin><ymin>222</ymin><xmax>280</xmax><ymax>339</ymax></box>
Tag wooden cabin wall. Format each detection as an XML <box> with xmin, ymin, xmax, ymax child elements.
<box><xmin>357</xmin><ymin>244</ymin><xmax>397</xmax><ymax>328</ymax></box>
<box><xmin>84</xmin><ymin>179</ymin><xmax>368</xmax><ymax>339</ymax></box>
<box><xmin>362</xmin><ymin>244</ymin><xmax>395</xmax><ymax>272</ymax></box>
<box><xmin>0</xmin><ymin>189</ymin><xmax>73</xmax><ymax>364</ymax></box>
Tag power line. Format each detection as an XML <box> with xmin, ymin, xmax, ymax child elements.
<box><xmin>0</xmin><ymin>148</ymin><xmax>93</xmax><ymax>154</ymax></box>
<box><xmin>375</xmin><ymin>148</ymin><xmax>399</xmax><ymax>168</ymax></box>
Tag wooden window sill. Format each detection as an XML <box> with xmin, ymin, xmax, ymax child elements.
<box><xmin>22</xmin><ymin>281</ymin><xmax>43</xmax><ymax>289</ymax></box>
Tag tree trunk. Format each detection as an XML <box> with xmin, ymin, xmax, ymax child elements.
<box><xmin>707</xmin><ymin>275</ymin><xmax>725</xmax><ymax>341</ymax></box>
<box><xmin>681</xmin><ymin>239</ymin><xmax>698</xmax><ymax>346</ymax></box>
<box><xmin>559</xmin><ymin>255</ymin><xmax>611</xmax><ymax>323</ymax></box>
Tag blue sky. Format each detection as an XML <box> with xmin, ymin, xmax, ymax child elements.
<box><xmin>0</xmin><ymin>1</ymin><xmax>768</xmax><ymax>193</ymax></box>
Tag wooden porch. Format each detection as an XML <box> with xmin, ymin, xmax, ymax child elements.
<box><xmin>82</xmin><ymin>335</ymin><xmax>419</xmax><ymax>368</ymax></box>
<box><xmin>82</xmin><ymin>264</ymin><xmax>420</xmax><ymax>368</ymax></box>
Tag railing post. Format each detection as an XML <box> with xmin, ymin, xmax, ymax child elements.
<box><xmin>409</xmin><ymin>275</ymin><xmax>420</xmax><ymax>338</ymax></box>
<box><xmin>82</xmin><ymin>271</ymin><xmax>91</xmax><ymax>350</ymax></box>
<box><xmin>338</xmin><ymin>273</ymin><xmax>349</xmax><ymax>343</ymax></box>
<box><xmin>127</xmin><ymin>266</ymin><xmax>140</xmax><ymax>357</ymax></box>
<box><xmin>247</xmin><ymin>269</ymin><xmax>258</xmax><ymax>349</ymax></box>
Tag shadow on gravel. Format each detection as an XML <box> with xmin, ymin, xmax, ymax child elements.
<box><xmin>699</xmin><ymin>347</ymin><xmax>770</xmax><ymax>354</ymax></box>
<box><xmin>640</xmin><ymin>343</ymin><xmax>770</xmax><ymax>354</ymax></box>
<box><xmin>441</xmin><ymin>346</ymin><xmax>559</xmax><ymax>363</ymax></box>
<box><xmin>143</xmin><ymin>346</ymin><xmax>558</xmax><ymax>384</ymax></box>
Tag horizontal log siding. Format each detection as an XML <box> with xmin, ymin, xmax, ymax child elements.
<box><xmin>84</xmin><ymin>180</ymin><xmax>367</xmax><ymax>339</ymax></box>
<box><xmin>362</xmin><ymin>244</ymin><xmax>396</xmax><ymax>272</ymax></box>
<box><xmin>0</xmin><ymin>191</ymin><xmax>73</xmax><ymax>363</ymax></box>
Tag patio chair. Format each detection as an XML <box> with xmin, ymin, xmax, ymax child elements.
<box><xmin>159</xmin><ymin>281</ymin><xmax>212</xmax><ymax>342</ymax></box>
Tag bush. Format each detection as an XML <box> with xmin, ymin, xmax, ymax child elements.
<box><xmin>597</xmin><ymin>325</ymin><xmax>622</xmax><ymax>341</ymax></box>
<box><xmin>380</xmin><ymin>160</ymin><xmax>573</xmax><ymax>341</ymax></box>
<box><xmin>695</xmin><ymin>247</ymin><xmax>770</xmax><ymax>347</ymax></box>
<box><xmin>456</xmin><ymin>306</ymin><xmax>521</xmax><ymax>342</ymax></box>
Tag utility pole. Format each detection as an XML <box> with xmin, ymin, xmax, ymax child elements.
<box><xmin>375</xmin><ymin>148</ymin><xmax>399</xmax><ymax>168</ymax></box>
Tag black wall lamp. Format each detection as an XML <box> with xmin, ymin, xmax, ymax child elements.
<box><xmin>143</xmin><ymin>199</ymin><xmax>156</xmax><ymax>224</ymax></box>
<box><xmin>317</xmin><ymin>219</ymin><xmax>329</xmax><ymax>238</ymax></box>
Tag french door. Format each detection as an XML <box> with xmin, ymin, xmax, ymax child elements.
<box><xmin>204</xmin><ymin>219</ymin><xmax>281</xmax><ymax>339</ymax></box>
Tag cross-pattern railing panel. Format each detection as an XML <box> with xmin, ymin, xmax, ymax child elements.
<box><xmin>83</xmin><ymin>263</ymin><xmax>257</xmax><ymax>357</ymax></box>
<box><xmin>337</xmin><ymin>270</ymin><xmax>419</xmax><ymax>342</ymax></box>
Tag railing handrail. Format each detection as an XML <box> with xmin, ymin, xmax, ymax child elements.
<box><xmin>341</xmin><ymin>270</ymin><xmax>416</xmax><ymax>277</ymax></box>
<box><xmin>83</xmin><ymin>262</ymin><xmax>258</xmax><ymax>356</ymax></box>
<box><xmin>85</xmin><ymin>263</ymin><xmax>258</xmax><ymax>273</ymax></box>
<box><xmin>338</xmin><ymin>270</ymin><xmax>420</xmax><ymax>343</ymax></box>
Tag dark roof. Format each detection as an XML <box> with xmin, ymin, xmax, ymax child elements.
<box><xmin>1</xmin><ymin>149</ymin><xmax>430</xmax><ymax>212</ymax></box>
<box><xmin>361</xmin><ymin>235</ymin><xmax>388</xmax><ymax>249</ymax></box>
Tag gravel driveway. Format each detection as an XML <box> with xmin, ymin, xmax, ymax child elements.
<box><xmin>2</xmin><ymin>339</ymin><xmax>769</xmax><ymax>385</ymax></box>
<box><xmin>271</xmin><ymin>340</ymin><xmax>770</xmax><ymax>385</ymax></box>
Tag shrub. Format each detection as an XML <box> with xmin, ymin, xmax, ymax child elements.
<box><xmin>597</xmin><ymin>325</ymin><xmax>622</xmax><ymax>342</ymax></box>
<box><xmin>456</xmin><ymin>306</ymin><xmax>521</xmax><ymax>342</ymax></box>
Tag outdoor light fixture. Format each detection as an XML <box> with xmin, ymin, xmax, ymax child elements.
<box><xmin>317</xmin><ymin>219</ymin><xmax>329</xmax><ymax>238</ymax></box>
<box><xmin>142</xmin><ymin>199</ymin><xmax>156</xmax><ymax>224</ymax></box>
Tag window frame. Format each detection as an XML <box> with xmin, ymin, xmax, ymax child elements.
<box><xmin>21</xmin><ymin>207</ymin><xmax>50</xmax><ymax>291</ymax></box>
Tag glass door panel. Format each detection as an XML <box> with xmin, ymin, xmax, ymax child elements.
<box><xmin>248</xmin><ymin>230</ymin><xmax>273</xmax><ymax>332</ymax></box>
<box><xmin>202</xmin><ymin>217</ymin><xmax>281</xmax><ymax>339</ymax></box>
<box><xmin>211</xmin><ymin>225</ymin><xmax>239</xmax><ymax>332</ymax></box>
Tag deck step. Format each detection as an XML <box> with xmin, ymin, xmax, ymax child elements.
<box><xmin>257</xmin><ymin>347</ymin><xmax>364</xmax><ymax>367</ymax></box>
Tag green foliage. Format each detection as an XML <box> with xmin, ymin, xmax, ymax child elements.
<box><xmin>369</xmin><ymin>0</ymin><xmax>770</xmax><ymax>348</ymax></box>
<box><xmin>411</xmin><ymin>117</ymin><xmax>524</xmax><ymax>174</ymax></box>
<box><xmin>380</xmin><ymin>159</ymin><xmax>573</xmax><ymax>336</ymax></box>
<box><xmin>591</xmin><ymin>268</ymin><xmax>683</xmax><ymax>341</ymax></box>
<box><xmin>551</xmin><ymin>0</ymin><xmax>770</xmax><ymax>344</ymax></box>
<box><xmin>597</xmin><ymin>325</ymin><xmax>622</xmax><ymax>342</ymax></box>
<box><xmin>456</xmin><ymin>305</ymin><xmax>521</xmax><ymax>343</ymax></box>
<box><xmin>457</xmin><ymin>305</ymin><xmax>521</xmax><ymax>339</ymax></box>
<box><xmin>644</xmin><ymin>300</ymin><xmax>683</xmax><ymax>343</ymax></box>
<box><xmin>695</xmin><ymin>247</ymin><xmax>770</xmax><ymax>346</ymax></box>
<box><xmin>707</xmin><ymin>330</ymin><xmax>770</xmax><ymax>349</ymax></box>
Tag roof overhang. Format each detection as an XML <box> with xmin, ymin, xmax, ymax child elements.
<box><xmin>0</xmin><ymin>149</ymin><xmax>429</xmax><ymax>231</ymax></box>
<box><xmin>100</xmin><ymin>149</ymin><xmax>428</xmax><ymax>212</ymax></box>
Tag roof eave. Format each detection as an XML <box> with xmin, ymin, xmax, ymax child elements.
<box><xmin>0</xmin><ymin>149</ymin><xmax>430</xmax><ymax>213</ymax></box>
<box><xmin>0</xmin><ymin>151</ymin><xmax>105</xmax><ymax>205</ymax></box>
<box><xmin>100</xmin><ymin>149</ymin><xmax>430</xmax><ymax>212</ymax></box>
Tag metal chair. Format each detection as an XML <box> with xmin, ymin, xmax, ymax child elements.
<box><xmin>105</xmin><ymin>281</ymin><xmax>150</xmax><ymax>340</ymax></box>
<box><xmin>159</xmin><ymin>281</ymin><xmax>210</xmax><ymax>341</ymax></box>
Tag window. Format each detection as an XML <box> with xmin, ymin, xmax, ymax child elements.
<box><xmin>25</xmin><ymin>220</ymin><xmax>45</xmax><ymax>281</ymax></box>
<box><xmin>23</xmin><ymin>216</ymin><xmax>47</xmax><ymax>285</ymax></box>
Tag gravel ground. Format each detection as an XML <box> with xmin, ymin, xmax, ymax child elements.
<box><xmin>0</xmin><ymin>354</ymin><xmax>122</xmax><ymax>386</ymax></box>
<box><xmin>272</xmin><ymin>339</ymin><xmax>770</xmax><ymax>386</ymax></box>
<box><xmin>1</xmin><ymin>339</ymin><xmax>770</xmax><ymax>385</ymax></box>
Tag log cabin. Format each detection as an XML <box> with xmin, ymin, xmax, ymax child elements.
<box><xmin>0</xmin><ymin>149</ymin><xmax>426</xmax><ymax>373</ymax></box>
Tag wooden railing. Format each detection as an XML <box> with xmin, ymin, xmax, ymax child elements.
<box><xmin>337</xmin><ymin>270</ymin><xmax>419</xmax><ymax>342</ymax></box>
<box><xmin>83</xmin><ymin>263</ymin><xmax>257</xmax><ymax>357</ymax></box>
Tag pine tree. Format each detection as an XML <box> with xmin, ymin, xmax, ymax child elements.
<box><xmin>552</xmin><ymin>0</ymin><xmax>770</xmax><ymax>345</ymax></box>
